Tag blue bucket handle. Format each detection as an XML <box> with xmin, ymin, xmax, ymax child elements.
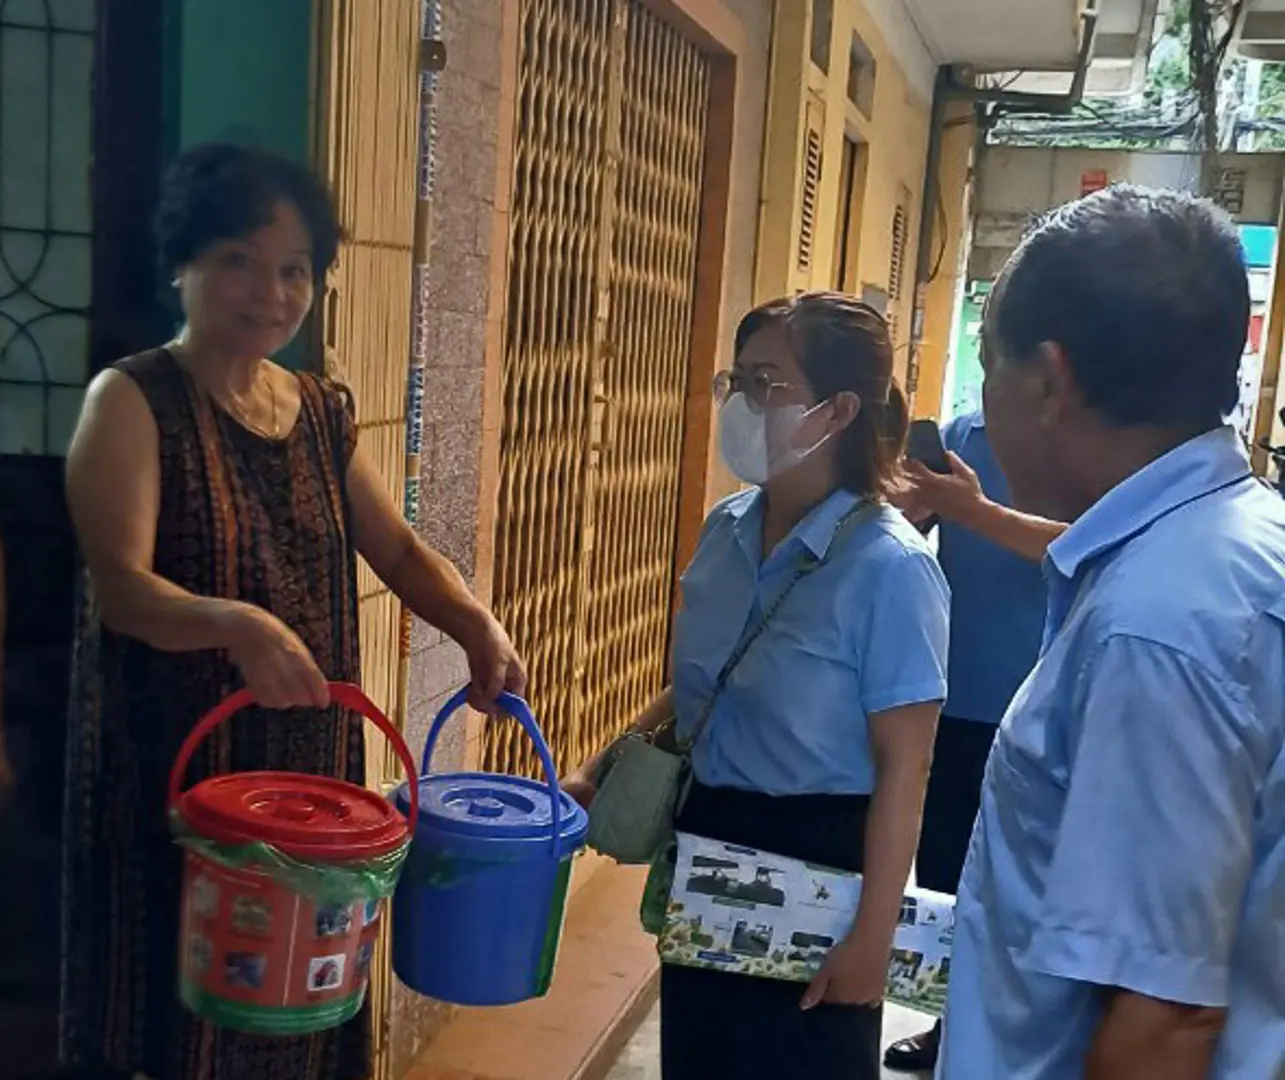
<box><xmin>420</xmin><ymin>687</ymin><xmax>563</xmax><ymax>858</ymax></box>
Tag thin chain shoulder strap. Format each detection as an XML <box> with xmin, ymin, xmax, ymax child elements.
<box><xmin>679</xmin><ymin>497</ymin><xmax>879</xmax><ymax>752</ymax></box>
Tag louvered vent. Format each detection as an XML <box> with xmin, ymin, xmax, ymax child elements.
<box><xmin>887</xmin><ymin>201</ymin><xmax>907</xmax><ymax>342</ymax></box>
<box><xmin>797</xmin><ymin>124</ymin><xmax>823</xmax><ymax>273</ymax></box>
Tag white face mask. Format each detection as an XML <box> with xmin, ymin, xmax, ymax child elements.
<box><xmin>717</xmin><ymin>392</ymin><xmax>832</xmax><ymax>486</ymax></box>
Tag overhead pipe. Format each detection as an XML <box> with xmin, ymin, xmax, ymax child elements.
<box><xmin>907</xmin><ymin>8</ymin><xmax>1099</xmax><ymax>401</ymax></box>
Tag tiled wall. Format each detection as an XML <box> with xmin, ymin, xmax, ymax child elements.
<box><xmin>402</xmin><ymin>0</ymin><xmax>774</xmax><ymax>767</ymax></box>
<box><xmin>390</xmin><ymin>0</ymin><xmax>506</xmax><ymax>1071</ymax></box>
<box><xmin>400</xmin><ymin>0</ymin><xmax>776</xmax><ymax>787</ymax></box>
<box><xmin>390</xmin><ymin>1</ymin><xmax>772</xmax><ymax>1071</ymax></box>
<box><xmin>403</xmin><ymin>0</ymin><xmax>505</xmax><ymax>769</ymax></box>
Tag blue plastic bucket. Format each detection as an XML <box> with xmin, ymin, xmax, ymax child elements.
<box><xmin>390</xmin><ymin>688</ymin><xmax>589</xmax><ymax>1006</ymax></box>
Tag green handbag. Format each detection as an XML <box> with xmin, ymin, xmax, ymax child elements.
<box><xmin>585</xmin><ymin>725</ymin><xmax>688</xmax><ymax>866</ymax></box>
<box><xmin>586</xmin><ymin>499</ymin><xmax>877</xmax><ymax>870</ymax></box>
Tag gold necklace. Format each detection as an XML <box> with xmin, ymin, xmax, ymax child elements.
<box><xmin>174</xmin><ymin>344</ymin><xmax>281</xmax><ymax>438</ymax></box>
<box><xmin>222</xmin><ymin>366</ymin><xmax>280</xmax><ymax>438</ymax></box>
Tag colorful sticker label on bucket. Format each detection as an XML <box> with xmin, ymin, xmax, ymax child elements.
<box><xmin>307</xmin><ymin>955</ymin><xmax>346</xmax><ymax>993</ymax></box>
<box><xmin>231</xmin><ymin>895</ymin><xmax>274</xmax><ymax>937</ymax></box>
<box><xmin>316</xmin><ymin>903</ymin><xmax>354</xmax><ymax>939</ymax></box>
<box><xmin>179</xmin><ymin>850</ymin><xmax>384</xmax><ymax>1014</ymax></box>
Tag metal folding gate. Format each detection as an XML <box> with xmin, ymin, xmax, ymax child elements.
<box><xmin>485</xmin><ymin>0</ymin><xmax>711</xmax><ymax>777</ymax></box>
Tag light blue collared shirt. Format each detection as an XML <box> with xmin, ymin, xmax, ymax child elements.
<box><xmin>938</xmin><ymin>411</ymin><xmax>1047</xmax><ymax>724</ymax></box>
<box><xmin>938</xmin><ymin>427</ymin><xmax>1285</xmax><ymax>1080</ymax></box>
<box><xmin>671</xmin><ymin>487</ymin><xmax>949</xmax><ymax>797</ymax></box>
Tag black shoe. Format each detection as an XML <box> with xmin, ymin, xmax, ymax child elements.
<box><xmin>883</xmin><ymin>1019</ymin><xmax>941</xmax><ymax>1073</ymax></box>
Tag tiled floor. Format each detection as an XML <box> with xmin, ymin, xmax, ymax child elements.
<box><xmin>606</xmin><ymin>1000</ymin><xmax>933</xmax><ymax>1079</ymax></box>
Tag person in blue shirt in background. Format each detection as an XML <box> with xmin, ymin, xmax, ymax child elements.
<box><xmin>566</xmin><ymin>292</ymin><xmax>949</xmax><ymax>1080</ymax></box>
<box><xmin>937</xmin><ymin>185</ymin><xmax>1285</xmax><ymax>1080</ymax></box>
<box><xmin>883</xmin><ymin>409</ymin><xmax>1066</xmax><ymax>1074</ymax></box>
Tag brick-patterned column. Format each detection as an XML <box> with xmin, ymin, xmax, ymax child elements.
<box><xmin>393</xmin><ymin>0</ymin><xmax>513</xmax><ymax>1033</ymax></box>
<box><xmin>403</xmin><ymin>0</ymin><xmax>511</xmax><ymax>779</ymax></box>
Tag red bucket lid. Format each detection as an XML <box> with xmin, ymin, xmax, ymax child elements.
<box><xmin>177</xmin><ymin>771</ymin><xmax>408</xmax><ymax>860</ymax></box>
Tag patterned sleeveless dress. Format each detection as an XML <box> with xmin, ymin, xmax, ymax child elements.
<box><xmin>60</xmin><ymin>350</ymin><xmax>371</xmax><ymax>1080</ymax></box>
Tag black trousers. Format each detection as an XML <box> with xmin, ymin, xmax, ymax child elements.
<box><xmin>915</xmin><ymin>715</ymin><xmax>998</xmax><ymax>896</ymax></box>
<box><xmin>661</xmin><ymin>782</ymin><xmax>881</xmax><ymax>1080</ymax></box>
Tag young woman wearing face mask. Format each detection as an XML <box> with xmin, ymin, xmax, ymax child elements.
<box><xmin>563</xmin><ymin>292</ymin><xmax>949</xmax><ymax>1079</ymax></box>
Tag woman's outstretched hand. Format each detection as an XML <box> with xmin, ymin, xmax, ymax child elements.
<box><xmin>460</xmin><ymin>610</ymin><xmax>527</xmax><ymax>714</ymax></box>
<box><xmin>218</xmin><ymin>602</ymin><xmax>331</xmax><ymax>710</ymax></box>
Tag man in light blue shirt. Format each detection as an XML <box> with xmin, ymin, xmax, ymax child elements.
<box><xmin>884</xmin><ymin>409</ymin><xmax>1058</xmax><ymax>1073</ymax></box>
<box><xmin>935</xmin><ymin>412</ymin><xmax>1048</xmax><ymax>728</ymax></box>
<box><xmin>938</xmin><ymin>185</ymin><xmax>1285</xmax><ymax>1080</ymax></box>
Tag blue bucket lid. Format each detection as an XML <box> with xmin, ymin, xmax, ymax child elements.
<box><xmin>393</xmin><ymin>771</ymin><xmax>588</xmax><ymax>852</ymax></box>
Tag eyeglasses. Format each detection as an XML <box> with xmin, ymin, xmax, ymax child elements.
<box><xmin>713</xmin><ymin>369</ymin><xmax>795</xmax><ymax>409</ymax></box>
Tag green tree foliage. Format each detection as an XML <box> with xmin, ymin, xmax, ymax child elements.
<box><xmin>1256</xmin><ymin>64</ymin><xmax>1285</xmax><ymax>151</ymax></box>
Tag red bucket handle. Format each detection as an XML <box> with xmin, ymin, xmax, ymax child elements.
<box><xmin>166</xmin><ymin>681</ymin><xmax>419</xmax><ymax>836</ymax></box>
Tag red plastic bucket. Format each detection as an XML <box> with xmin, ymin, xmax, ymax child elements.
<box><xmin>168</xmin><ymin>682</ymin><xmax>418</xmax><ymax>1035</ymax></box>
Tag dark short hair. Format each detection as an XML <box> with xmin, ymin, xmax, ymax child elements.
<box><xmin>735</xmin><ymin>291</ymin><xmax>909</xmax><ymax>497</ymax></box>
<box><xmin>987</xmin><ymin>184</ymin><xmax>1249</xmax><ymax>429</ymax></box>
<box><xmin>154</xmin><ymin>143</ymin><xmax>342</xmax><ymax>282</ymax></box>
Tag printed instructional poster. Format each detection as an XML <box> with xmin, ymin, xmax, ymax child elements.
<box><xmin>658</xmin><ymin>832</ymin><xmax>954</xmax><ymax>1017</ymax></box>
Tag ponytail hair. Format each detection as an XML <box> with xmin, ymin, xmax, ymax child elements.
<box><xmin>733</xmin><ymin>291</ymin><xmax>909</xmax><ymax>498</ymax></box>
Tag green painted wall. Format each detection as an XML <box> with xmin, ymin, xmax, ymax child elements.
<box><xmin>170</xmin><ymin>0</ymin><xmax>314</xmax><ymax>161</ymax></box>
<box><xmin>163</xmin><ymin>0</ymin><xmax>316</xmax><ymax>367</ymax></box>
<box><xmin>946</xmin><ymin>281</ymin><xmax>990</xmax><ymax>421</ymax></box>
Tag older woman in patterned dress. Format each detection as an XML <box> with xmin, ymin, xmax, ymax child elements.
<box><xmin>60</xmin><ymin>143</ymin><xmax>523</xmax><ymax>1080</ymax></box>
